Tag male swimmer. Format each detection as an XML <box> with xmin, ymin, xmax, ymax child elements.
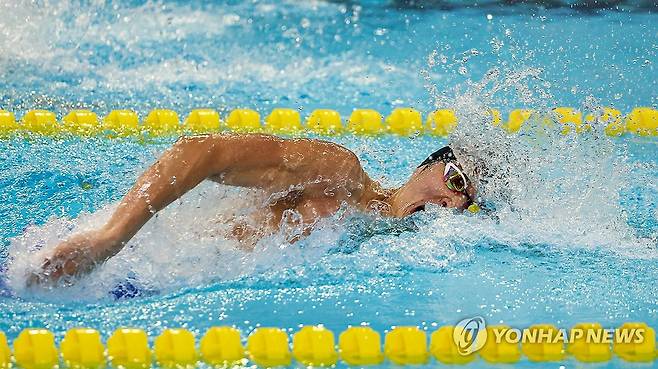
<box><xmin>30</xmin><ymin>134</ymin><xmax>478</xmax><ymax>284</ymax></box>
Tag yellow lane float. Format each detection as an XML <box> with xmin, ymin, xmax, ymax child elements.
<box><xmin>1</xmin><ymin>331</ymin><xmax>11</xmax><ymax>369</ymax></box>
<box><xmin>247</xmin><ymin>327</ymin><xmax>291</xmax><ymax>367</ymax></box>
<box><xmin>226</xmin><ymin>108</ymin><xmax>261</xmax><ymax>132</ymax></box>
<box><xmin>587</xmin><ymin>107</ymin><xmax>624</xmax><ymax>136</ymax></box>
<box><xmin>613</xmin><ymin>322</ymin><xmax>656</xmax><ymax>362</ymax></box>
<box><xmin>386</xmin><ymin>108</ymin><xmax>422</xmax><ymax>136</ymax></box>
<box><xmin>338</xmin><ymin>326</ymin><xmax>384</xmax><ymax>365</ymax></box>
<box><xmin>22</xmin><ymin>110</ymin><xmax>59</xmax><ymax>135</ymax></box>
<box><xmin>506</xmin><ymin>109</ymin><xmax>534</xmax><ymax>133</ymax></box>
<box><xmin>265</xmin><ymin>108</ymin><xmax>302</xmax><ymax>134</ymax></box>
<box><xmin>143</xmin><ymin>109</ymin><xmax>179</xmax><ymax>136</ymax></box>
<box><xmin>292</xmin><ymin>326</ymin><xmax>338</xmax><ymax>366</ymax></box>
<box><xmin>567</xmin><ymin>323</ymin><xmax>612</xmax><ymax>362</ymax></box>
<box><xmin>1</xmin><ymin>323</ymin><xmax>657</xmax><ymax>367</ymax></box>
<box><xmin>183</xmin><ymin>109</ymin><xmax>220</xmax><ymax>134</ymax></box>
<box><xmin>0</xmin><ymin>110</ymin><xmax>18</xmax><ymax>135</ymax></box>
<box><xmin>553</xmin><ymin>107</ymin><xmax>587</xmax><ymax>134</ymax></box>
<box><xmin>62</xmin><ymin>110</ymin><xmax>99</xmax><ymax>135</ymax></box>
<box><xmin>430</xmin><ymin>325</ymin><xmax>477</xmax><ymax>364</ymax></box>
<box><xmin>426</xmin><ymin>109</ymin><xmax>458</xmax><ymax>136</ymax></box>
<box><xmin>347</xmin><ymin>109</ymin><xmax>384</xmax><ymax>135</ymax></box>
<box><xmin>153</xmin><ymin>329</ymin><xmax>197</xmax><ymax>368</ymax></box>
<box><xmin>384</xmin><ymin>326</ymin><xmax>429</xmax><ymax>365</ymax></box>
<box><xmin>307</xmin><ymin>109</ymin><xmax>343</xmax><ymax>135</ymax></box>
<box><xmin>200</xmin><ymin>327</ymin><xmax>245</xmax><ymax>365</ymax></box>
<box><xmin>479</xmin><ymin>325</ymin><xmax>521</xmax><ymax>363</ymax></box>
<box><xmin>13</xmin><ymin>329</ymin><xmax>59</xmax><ymax>369</ymax></box>
<box><xmin>103</xmin><ymin>110</ymin><xmax>139</xmax><ymax>136</ymax></box>
<box><xmin>106</xmin><ymin>328</ymin><xmax>151</xmax><ymax>369</ymax></box>
<box><xmin>0</xmin><ymin>107</ymin><xmax>655</xmax><ymax>137</ymax></box>
<box><xmin>521</xmin><ymin>324</ymin><xmax>566</xmax><ymax>362</ymax></box>
<box><xmin>625</xmin><ymin>107</ymin><xmax>658</xmax><ymax>136</ymax></box>
<box><xmin>60</xmin><ymin>328</ymin><xmax>105</xmax><ymax>369</ymax></box>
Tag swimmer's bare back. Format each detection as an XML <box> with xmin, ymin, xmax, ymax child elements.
<box><xmin>30</xmin><ymin>134</ymin><xmax>389</xmax><ymax>285</ymax></box>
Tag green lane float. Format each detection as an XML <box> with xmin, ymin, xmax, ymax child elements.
<box><xmin>1</xmin><ymin>323</ymin><xmax>657</xmax><ymax>368</ymax></box>
<box><xmin>0</xmin><ymin>106</ymin><xmax>656</xmax><ymax>138</ymax></box>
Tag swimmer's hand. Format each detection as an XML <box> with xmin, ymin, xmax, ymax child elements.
<box><xmin>27</xmin><ymin>231</ymin><xmax>116</xmax><ymax>287</ymax></box>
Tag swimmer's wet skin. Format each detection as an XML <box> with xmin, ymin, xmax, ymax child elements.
<box><xmin>30</xmin><ymin>133</ymin><xmax>477</xmax><ymax>285</ymax></box>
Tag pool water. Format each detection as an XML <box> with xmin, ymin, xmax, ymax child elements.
<box><xmin>1</xmin><ymin>1</ymin><xmax>657</xmax><ymax>368</ymax></box>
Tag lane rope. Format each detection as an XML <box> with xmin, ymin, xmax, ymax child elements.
<box><xmin>0</xmin><ymin>107</ymin><xmax>656</xmax><ymax>138</ymax></box>
<box><xmin>1</xmin><ymin>322</ymin><xmax>656</xmax><ymax>368</ymax></box>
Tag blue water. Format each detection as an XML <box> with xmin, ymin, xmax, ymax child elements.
<box><xmin>1</xmin><ymin>1</ymin><xmax>657</xmax><ymax>368</ymax></box>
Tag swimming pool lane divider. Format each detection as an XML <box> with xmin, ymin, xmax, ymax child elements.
<box><xmin>0</xmin><ymin>107</ymin><xmax>656</xmax><ymax>138</ymax></box>
<box><xmin>0</xmin><ymin>323</ymin><xmax>656</xmax><ymax>369</ymax></box>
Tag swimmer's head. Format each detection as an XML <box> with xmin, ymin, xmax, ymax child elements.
<box><xmin>389</xmin><ymin>146</ymin><xmax>479</xmax><ymax>217</ymax></box>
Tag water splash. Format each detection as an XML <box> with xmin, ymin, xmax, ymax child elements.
<box><xmin>421</xmin><ymin>43</ymin><xmax>657</xmax><ymax>257</ymax></box>
<box><xmin>1</xmin><ymin>1</ymin><xmax>656</xmax><ymax>304</ymax></box>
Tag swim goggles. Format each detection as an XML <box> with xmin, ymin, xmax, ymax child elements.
<box><xmin>443</xmin><ymin>162</ymin><xmax>480</xmax><ymax>213</ymax></box>
<box><xmin>418</xmin><ymin>146</ymin><xmax>480</xmax><ymax>214</ymax></box>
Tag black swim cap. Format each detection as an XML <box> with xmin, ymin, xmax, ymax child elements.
<box><xmin>417</xmin><ymin>146</ymin><xmax>456</xmax><ymax>168</ymax></box>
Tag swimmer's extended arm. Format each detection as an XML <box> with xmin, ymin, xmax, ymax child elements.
<box><xmin>32</xmin><ymin>134</ymin><xmax>363</xmax><ymax>284</ymax></box>
<box><xmin>99</xmin><ymin>134</ymin><xmax>294</xmax><ymax>250</ymax></box>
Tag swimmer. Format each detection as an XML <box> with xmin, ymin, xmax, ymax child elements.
<box><xmin>29</xmin><ymin>134</ymin><xmax>478</xmax><ymax>285</ymax></box>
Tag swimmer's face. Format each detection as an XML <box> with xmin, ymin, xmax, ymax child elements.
<box><xmin>390</xmin><ymin>162</ymin><xmax>476</xmax><ymax>217</ymax></box>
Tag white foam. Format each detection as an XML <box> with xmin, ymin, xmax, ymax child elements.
<box><xmin>422</xmin><ymin>57</ymin><xmax>658</xmax><ymax>258</ymax></box>
<box><xmin>7</xmin><ymin>182</ymin><xmax>265</xmax><ymax>300</ymax></box>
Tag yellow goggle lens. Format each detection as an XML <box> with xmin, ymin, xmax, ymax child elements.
<box><xmin>467</xmin><ymin>203</ymin><xmax>480</xmax><ymax>213</ymax></box>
